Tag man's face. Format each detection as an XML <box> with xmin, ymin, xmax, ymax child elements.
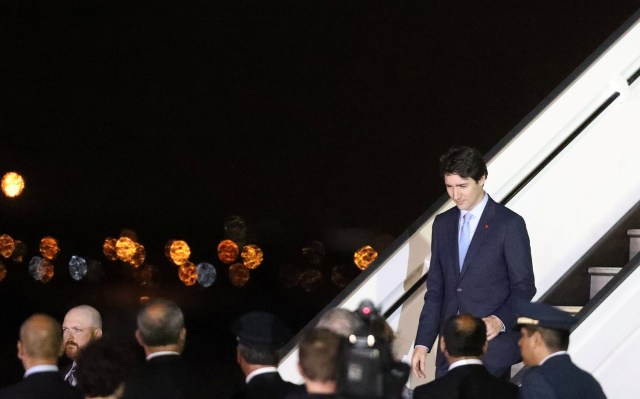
<box><xmin>518</xmin><ymin>327</ymin><xmax>536</xmax><ymax>366</ymax></box>
<box><xmin>444</xmin><ymin>173</ymin><xmax>486</xmax><ymax>211</ymax></box>
<box><xmin>62</xmin><ymin>309</ymin><xmax>100</xmax><ymax>360</ymax></box>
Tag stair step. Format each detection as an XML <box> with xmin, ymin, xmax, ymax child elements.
<box><xmin>588</xmin><ymin>267</ymin><xmax>622</xmax><ymax>299</ymax></box>
<box><xmin>554</xmin><ymin>305</ymin><xmax>582</xmax><ymax>315</ymax></box>
<box><xmin>628</xmin><ymin>229</ymin><xmax>640</xmax><ymax>260</ymax></box>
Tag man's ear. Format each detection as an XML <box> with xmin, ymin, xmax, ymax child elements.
<box><xmin>134</xmin><ymin>329</ymin><xmax>144</xmax><ymax>347</ymax></box>
<box><xmin>17</xmin><ymin>340</ymin><xmax>24</xmax><ymax>360</ymax></box>
<box><xmin>94</xmin><ymin>328</ymin><xmax>103</xmax><ymax>339</ymax></box>
<box><xmin>439</xmin><ymin>337</ymin><xmax>447</xmax><ymax>354</ymax></box>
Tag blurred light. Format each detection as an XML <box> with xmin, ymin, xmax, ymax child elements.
<box><xmin>133</xmin><ymin>264</ymin><xmax>157</xmax><ymax>287</ymax></box>
<box><xmin>224</xmin><ymin>215</ymin><xmax>247</xmax><ymax>246</ymax></box>
<box><xmin>37</xmin><ymin>260</ymin><xmax>54</xmax><ymax>283</ymax></box>
<box><xmin>178</xmin><ymin>261</ymin><xmax>197</xmax><ymax>286</ymax></box>
<box><xmin>241</xmin><ymin>245</ymin><xmax>263</xmax><ymax>270</ymax></box>
<box><xmin>116</xmin><ymin>237</ymin><xmax>136</xmax><ymax>263</ymax></box>
<box><xmin>39</xmin><ymin>236</ymin><xmax>60</xmax><ymax>261</ymax></box>
<box><xmin>331</xmin><ymin>264</ymin><xmax>352</xmax><ymax>288</ymax></box>
<box><xmin>301</xmin><ymin>240</ymin><xmax>325</xmax><ymax>265</ymax></box>
<box><xmin>1</xmin><ymin>172</ymin><xmax>25</xmax><ymax>198</ymax></box>
<box><xmin>228</xmin><ymin>263</ymin><xmax>250</xmax><ymax>287</ymax></box>
<box><xmin>353</xmin><ymin>245</ymin><xmax>378</xmax><ymax>270</ymax></box>
<box><xmin>217</xmin><ymin>240</ymin><xmax>239</xmax><ymax>264</ymax></box>
<box><xmin>0</xmin><ymin>234</ymin><xmax>15</xmax><ymax>258</ymax></box>
<box><xmin>11</xmin><ymin>240</ymin><xmax>27</xmax><ymax>263</ymax></box>
<box><xmin>68</xmin><ymin>255</ymin><xmax>88</xmax><ymax>281</ymax></box>
<box><xmin>196</xmin><ymin>262</ymin><xmax>217</xmax><ymax>287</ymax></box>
<box><xmin>300</xmin><ymin>268</ymin><xmax>323</xmax><ymax>293</ymax></box>
<box><xmin>29</xmin><ymin>257</ymin><xmax>44</xmax><ymax>280</ymax></box>
<box><xmin>168</xmin><ymin>240</ymin><xmax>191</xmax><ymax>266</ymax></box>
<box><xmin>139</xmin><ymin>296</ymin><xmax>151</xmax><ymax>304</ymax></box>
<box><xmin>129</xmin><ymin>243</ymin><xmax>146</xmax><ymax>268</ymax></box>
<box><xmin>278</xmin><ymin>263</ymin><xmax>303</xmax><ymax>289</ymax></box>
<box><xmin>103</xmin><ymin>237</ymin><xmax>118</xmax><ymax>261</ymax></box>
<box><xmin>0</xmin><ymin>261</ymin><xmax>6</xmax><ymax>282</ymax></box>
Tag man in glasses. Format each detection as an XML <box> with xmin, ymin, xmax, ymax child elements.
<box><xmin>61</xmin><ymin>305</ymin><xmax>103</xmax><ymax>387</ymax></box>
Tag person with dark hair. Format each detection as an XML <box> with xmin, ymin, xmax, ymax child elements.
<box><xmin>62</xmin><ymin>305</ymin><xmax>103</xmax><ymax>388</ymax></box>
<box><xmin>75</xmin><ymin>338</ymin><xmax>133</xmax><ymax>399</ymax></box>
<box><xmin>294</xmin><ymin>328</ymin><xmax>341</xmax><ymax>398</ymax></box>
<box><xmin>230</xmin><ymin>311</ymin><xmax>304</xmax><ymax>399</ymax></box>
<box><xmin>0</xmin><ymin>314</ymin><xmax>81</xmax><ymax>399</ymax></box>
<box><xmin>412</xmin><ymin>146</ymin><xmax>536</xmax><ymax>380</ymax></box>
<box><xmin>516</xmin><ymin>302</ymin><xmax>606</xmax><ymax>399</ymax></box>
<box><xmin>413</xmin><ymin>313</ymin><xmax>518</xmax><ymax>399</ymax></box>
<box><xmin>121</xmin><ymin>298</ymin><xmax>198</xmax><ymax>399</ymax></box>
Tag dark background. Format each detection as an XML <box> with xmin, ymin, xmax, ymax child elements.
<box><xmin>1</xmin><ymin>0</ymin><xmax>639</xmax><ymax>395</ymax></box>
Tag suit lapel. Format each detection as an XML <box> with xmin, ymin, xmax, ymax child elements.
<box><xmin>460</xmin><ymin>196</ymin><xmax>496</xmax><ymax>277</ymax></box>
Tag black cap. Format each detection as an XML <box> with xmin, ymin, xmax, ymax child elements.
<box><xmin>514</xmin><ymin>302</ymin><xmax>576</xmax><ymax>331</ymax></box>
<box><xmin>231</xmin><ymin>311</ymin><xmax>292</xmax><ymax>349</ymax></box>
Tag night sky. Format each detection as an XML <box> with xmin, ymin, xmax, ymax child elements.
<box><xmin>1</xmin><ymin>0</ymin><xmax>639</xmax><ymax>394</ymax></box>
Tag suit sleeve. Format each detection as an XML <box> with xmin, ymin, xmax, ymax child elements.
<box><xmin>415</xmin><ymin>216</ymin><xmax>444</xmax><ymax>349</ymax></box>
<box><xmin>493</xmin><ymin>214</ymin><xmax>536</xmax><ymax>328</ymax></box>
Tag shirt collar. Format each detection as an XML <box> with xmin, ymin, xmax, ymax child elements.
<box><xmin>461</xmin><ymin>192</ymin><xmax>488</xmax><ymax>221</ymax></box>
<box><xmin>246</xmin><ymin>366</ymin><xmax>278</xmax><ymax>383</ymax></box>
<box><xmin>24</xmin><ymin>364</ymin><xmax>59</xmax><ymax>378</ymax></box>
<box><xmin>146</xmin><ymin>351</ymin><xmax>180</xmax><ymax>361</ymax></box>
<box><xmin>448</xmin><ymin>359</ymin><xmax>483</xmax><ymax>371</ymax></box>
<box><xmin>540</xmin><ymin>351</ymin><xmax>568</xmax><ymax>365</ymax></box>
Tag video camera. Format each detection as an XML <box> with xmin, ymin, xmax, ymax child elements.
<box><xmin>336</xmin><ymin>300</ymin><xmax>410</xmax><ymax>399</ymax></box>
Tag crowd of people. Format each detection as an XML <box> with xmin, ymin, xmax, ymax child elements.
<box><xmin>0</xmin><ymin>146</ymin><xmax>608</xmax><ymax>398</ymax></box>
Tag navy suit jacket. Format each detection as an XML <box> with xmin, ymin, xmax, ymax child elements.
<box><xmin>413</xmin><ymin>364</ymin><xmax>518</xmax><ymax>399</ymax></box>
<box><xmin>519</xmin><ymin>354</ymin><xmax>607</xmax><ymax>399</ymax></box>
<box><xmin>231</xmin><ymin>371</ymin><xmax>305</xmax><ymax>399</ymax></box>
<box><xmin>0</xmin><ymin>371</ymin><xmax>81</xmax><ymax>399</ymax></box>
<box><xmin>415</xmin><ymin>196</ymin><xmax>536</xmax><ymax>376</ymax></box>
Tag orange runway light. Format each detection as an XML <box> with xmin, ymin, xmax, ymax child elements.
<box><xmin>353</xmin><ymin>245</ymin><xmax>378</xmax><ymax>270</ymax></box>
<box><xmin>1</xmin><ymin>172</ymin><xmax>25</xmax><ymax>197</ymax></box>
<box><xmin>39</xmin><ymin>236</ymin><xmax>60</xmax><ymax>261</ymax></box>
<box><xmin>229</xmin><ymin>263</ymin><xmax>250</xmax><ymax>287</ymax></box>
<box><xmin>241</xmin><ymin>245</ymin><xmax>263</xmax><ymax>270</ymax></box>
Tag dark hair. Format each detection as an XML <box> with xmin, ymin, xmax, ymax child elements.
<box><xmin>439</xmin><ymin>146</ymin><xmax>488</xmax><ymax>181</ymax></box>
<box><xmin>522</xmin><ymin>325</ymin><xmax>570</xmax><ymax>351</ymax></box>
<box><xmin>442</xmin><ymin>313</ymin><xmax>486</xmax><ymax>357</ymax></box>
<box><xmin>237</xmin><ymin>343</ymin><xmax>282</xmax><ymax>365</ymax></box>
<box><xmin>298</xmin><ymin>328</ymin><xmax>341</xmax><ymax>382</ymax></box>
<box><xmin>137</xmin><ymin>298</ymin><xmax>184</xmax><ymax>346</ymax></box>
<box><xmin>75</xmin><ymin>338</ymin><xmax>133</xmax><ymax>397</ymax></box>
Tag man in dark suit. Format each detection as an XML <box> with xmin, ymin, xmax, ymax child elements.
<box><xmin>516</xmin><ymin>302</ymin><xmax>607</xmax><ymax>399</ymax></box>
<box><xmin>0</xmin><ymin>314</ymin><xmax>81</xmax><ymax>399</ymax></box>
<box><xmin>412</xmin><ymin>146</ymin><xmax>537</xmax><ymax>379</ymax></box>
<box><xmin>413</xmin><ymin>313</ymin><xmax>518</xmax><ymax>399</ymax></box>
<box><xmin>122</xmin><ymin>298</ymin><xmax>200</xmax><ymax>399</ymax></box>
<box><xmin>230</xmin><ymin>311</ymin><xmax>304</xmax><ymax>399</ymax></box>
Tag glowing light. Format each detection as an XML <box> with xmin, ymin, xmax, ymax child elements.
<box><xmin>353</xmin><ymin>245</ymin><xmax>378</xmax><ymax>270</ymax></box>
<box><xmin>217</xmin><ymin>240</ymin><xmax>239</xmax><ymax>264</ymax></box>
<box><xmin>1</xmin><ymin>172</ymin><xmax>25</xmax><ymax>197</ymax></box>
<box><xmin>129</xmin><ymin>243</ymin><xmax>146</xmax><ymax>268</ymax></box>
<box><xmin>178</xmin><ymin>261</ymin><xmax>197</xmax><ymax>286</ymax></box>
<box><xmin>196</xmin><ymin>262</ymin><xmax>217</xmax><ymax>287</ymax></box>
<box><xmin>39</xmin><ymin>261</ymin><xmax>54</xmax><ymax>283</ymax></box>
<box><xmin>116</xmin><ymin>237</ymin><xmax>136</xmax><ymax>262</ymax></box>
<box><xmin>39</xmin><ymin>236</ymin><xmax>60</xmax><ymax>261</ymax></box>
<box><xmin>11</xmin><ymin>240</ymin><xmax>27</xmax><ymax>263</ymax></box>
<box><xmin>139</xmin><ymin>296</ymin><xmax>151</xmax><ymax>304</ymax></box>
<box><xmin>241</xmin><ymin>245</ymin><xmax>263</xmax><ymax>270</ymax></box>
<box><xmin>68</xmin><ymin>256</ymin><xmax>88</xmax><ymax>281</ymax></box>
<box><xmin>168</xmin><ymin>240</ymin><xmax>191</xmax><ymax>266</ymax></box>
<box><xmin>103</xmin><ymin>237</ymin><xmax>118</xmax><ymax>261</ymax></box>
<box><xmin>0</xmin><ymin>234</ymin><xmax>15</xmax><ymax>258</ymax></box>
<box><xmin>229</xmin><ymin>263</ymin><xmax>250</xmax><ymax>287</ymax></box>
<box><xmin>0</xmin><ymin>261</ymin><xmax>6</xmax><ymax>282</ymax></box>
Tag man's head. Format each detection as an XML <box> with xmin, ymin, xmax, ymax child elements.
<box><xmin>515</xmin><ymin>302</ymin><xmax>575</xmax><ymax>366</ymax></box>
<box><xmin>135</xmin><ymin>298</ymin><xmax>186</xmax><ymax>354</ymax></box>
<box><xmin>440</xmin><ymin>313</ymin><xmax>487</xmax><ymax>363</ymax></box>
<box><xmin>231</xmin><ymin>311</ymin><xmax>291</xmax><ymax>374</ymax></box>
<box><xmin>75</xmin><ymin>338</ymin><xmax>133</xmax><ymax>398</ymax></box>
<box><xmin>439</xmin><ymin>146</ymin><xmax>487</xmax><ymax>211</ymax></box>
<box><xmin>298</xmin><ymin>328</ymin><xmax>341</xmax><ymax>387</ymax></box>
<box><xmin>62</xmin><ymin>305</ymin><xmax>103</xmax><ymax>360</ymax></box>
<box><xmin>17</xmin><ymin>314</ymin><xmax>64</xmax><ymax>370</ymax></box>
<box><xmin>316</xmin><ymin>308</ymin><xmax>365</xmax><ymax>337</ymax></box>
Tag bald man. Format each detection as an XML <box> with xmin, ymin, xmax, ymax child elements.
<box><xmin>0</xmin><ymin>314</ymin><xmax>81</xmax><ymax>399</ymax></box>
<box><xmin>62</xmin><ymin>305</ymin><xmax>103</xmax><ymax>387</ymax></box>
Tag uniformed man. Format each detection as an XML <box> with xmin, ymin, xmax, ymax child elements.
<box><xmin>516</xmin><ymin>302</ymin><xmax>607</xmax><ymax>399</ymax></box>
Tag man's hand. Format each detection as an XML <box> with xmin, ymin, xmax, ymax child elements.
<box><xmin>482</xmin><ymin>315</ymin><xmax>503</xmax><ymax>341</ymax></box>
<box><xmin>411</xmin><ymin>346</ymin><xmax>428</xmax><ymax>379</ymax></box>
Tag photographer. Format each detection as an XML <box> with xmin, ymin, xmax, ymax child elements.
<box><xmin>335</xmin><ymin>300</ymin><xmax>409</xmax><ymax>399</ymax></box>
